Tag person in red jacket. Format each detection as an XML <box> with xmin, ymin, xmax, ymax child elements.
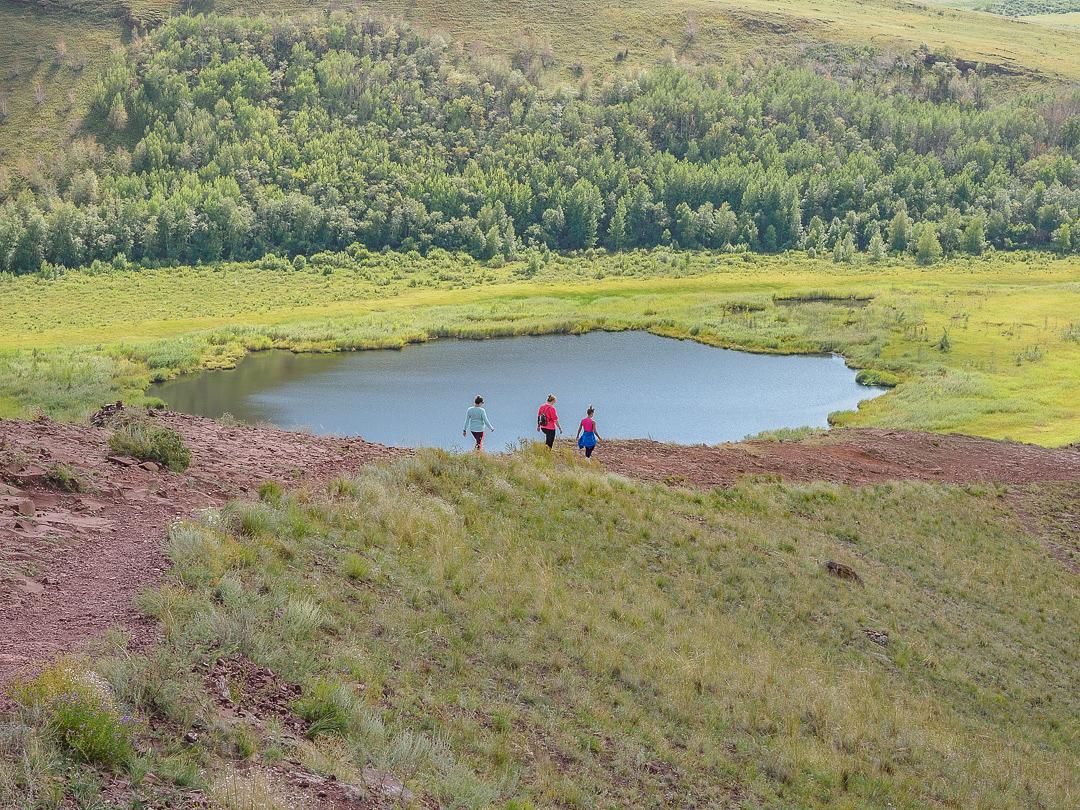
<box><xmin>536</xmin><ymin>394</ymin><xmax>562</xmax><ymax>449</ymax></box>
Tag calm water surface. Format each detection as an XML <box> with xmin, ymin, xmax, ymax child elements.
<box><xmin>151</xmin><ymin>332</ymin><xmax>885</xmax><ymax>449</ymax></box>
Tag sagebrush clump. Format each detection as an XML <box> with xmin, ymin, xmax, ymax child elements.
<box><xmin>44</xmin><ymin>462</ymin><xmax>85</xmax><ymax>492</ymax></box>
<box><xmin>10</xmin><ymin>662</ymin><xmax>133</xmax><ymax>769</ymax></box>
<box><xmin>108</xmin><ymin>419</ymin><xmax>191</xmax><ymax>472</ymax></box>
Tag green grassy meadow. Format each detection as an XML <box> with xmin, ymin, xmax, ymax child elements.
<box><xmin>2</xmin><ymin>250</ymin><xmax>1078</xmax><ymax>446</ymax></box>
<box><xmin>3</xmin><ymin>448</ymin><xmax>1077</xmax><ymax>807</ymax></box>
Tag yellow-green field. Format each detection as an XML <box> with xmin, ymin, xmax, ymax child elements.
<box><xmin>2</xmin><ymin>250</ymin><xmax>1078</xmax><ymax>446</ymax></box>
<box><xmin>1021</xmin><ymin>10</ymin><xmax>1080</xmax><ymax>29</ymax></box>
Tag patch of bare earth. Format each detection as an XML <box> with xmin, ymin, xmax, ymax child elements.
<box><xmin>597</xmin><ymin>429</ymin><xmax>1080</xmax><ymax>489</ymax></box>
<box><xmin>0</xmin><ymin>410</ymin><xmax>406</xmax><ymax>689</ymax></box>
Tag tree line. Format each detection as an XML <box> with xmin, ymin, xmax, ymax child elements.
<box><xmin>0</xmin><ymin>11</ymin><xmax>1078</xmax><ymax>274</ymax></box>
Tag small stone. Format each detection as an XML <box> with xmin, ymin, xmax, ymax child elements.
<box><xmin>139</xmin><ymin>461</ymin><xmax>161</xmax><ymax>473</ymax></box>
<box><xmin>10</xmin><ymin>467</ymin><xmax>47</xmax><ymax>488</ymax></box>
<box><xmin>864</xmin><ymin>628</ymin><xmax>890</xmax><ymax>647</ymax></box>
<box><xmin>107</xmin><ymin>456</ymin><xmax>139</xmax><ymax>467</ymax></box>
<box><xmin>16</xmin><ymin>499</ymin><xmax>35</xmax><ymax>517</ymax></box>
<box><xmin>362</xmin><ymin>766</ymin><xmax>414</xmax><ymax>803</ymax></box>
<box><xmin>825</xmin><ymin>560</ymin><xmax>861</xmax><ymax>583</ymax></box>
<box><xmin>31</xmin><ymin>493</ymin><xmax>61</xmax><ymax>509</ymax></box>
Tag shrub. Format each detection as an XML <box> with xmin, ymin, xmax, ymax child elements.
<box><xmin>44</xmin><ymin>462</ymin><xmax>85</xmax><ymax>492</ymax></box>
<box><xmin>258</xmin><ymin>480</ymin><xmax>284</xmax><ymax>504</ymax></box>
<box><xmin>855</xmin><ymin>368</ymin><xmax>902</xmax><ymax>387</ymax></box>
<box><xmin>209</xmin><ymin>768</ymin><xmax>288</xmax><ymax>810</ymax></box>
<box><xmin>108</xmin><ymin>420</ymin><xmax>191</xmax><ymax>472</ymax></box>
<box><xmin>341</xmin><ymin>553</ymin><xmax>371</xmax><ymax>582</ymax></box>
<box><xmin>936</xmin><ymin>329</ymin><xmax>952</xmax><ymax>352</ymax></box>
<box><xmin>11</xmin><ymin>662</ymin><xmax>134</xmax><ymax>769</ymax></box>
<box><xmin>294</xmin><ymin>680</ymin><xmax>355</xmax><ymax>739</ymax></box>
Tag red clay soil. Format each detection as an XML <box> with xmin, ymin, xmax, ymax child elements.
<box><xmin>0</xmin><ymin>411</ymin><xmax>405</xmax><ymax>690</ymax></box>
<box><xmin>598</xmin><ymin>429</ymin><xmax>1080</xmax><ymax>489</ymax></box>
<box><xmin>2</xmin><ymin>414</ymin><xmax>1078</xmax><ymax>692</ymax></box>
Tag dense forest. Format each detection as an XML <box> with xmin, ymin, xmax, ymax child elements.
<box><xmin>0</xmin><ymin>12</ymin><xmax>1078</xmax><ymax>274</ymax></box>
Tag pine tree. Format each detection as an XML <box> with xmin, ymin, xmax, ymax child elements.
<box><xmin>832</xmin><ymin>232</ymin><xmax>855</xmax><ymax>264</ymax></box>
<box><xmin>607</xmin><ymin>198</ymin><xmax>629</xmax><ymax>251</ymax></box>
<box><xmin>674</xmin><ymin>202</ymin><xmax>697</xmax><ymax>248</ymax></box>
<box><xmin>563</xmin><ymin>179</ymin><xmax>602</xmax><ymax>250</ymax></box>
<box><xmin>1051</xmin><ymin>222</ymin><xmax>1073</xmax><ymax>254</ymax></box>
<box><xmin>108</xmin><ymin>93</ymin><xmax>128</xmax><ymax>131</ymax></box>
<box><xmin>484</xmin><ymin>224</ymin><xmax>503</xmax><ymax>259</ymax></box>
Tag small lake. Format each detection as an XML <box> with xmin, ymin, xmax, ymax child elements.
<box><xmin>151</xmin><ymin>332</ymin><xmax>886</xmax><ymax>449</ymax></box>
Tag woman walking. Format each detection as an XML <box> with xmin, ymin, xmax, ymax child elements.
<box><xmin>576</xmin><ymin>406</ymin><xmax>601</xmax><ymax>458</ymax></box>
<box><xmin>536</xmin><ymin>394</ymin><xmax>562</xmax><ymax>449</ymax></box>
<box><xmin>463</xmin><ymin>395</ymin><xmax>494</xmax><ymax>452</ymax></box>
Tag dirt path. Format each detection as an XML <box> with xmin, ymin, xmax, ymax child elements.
<box><xmin>0</xmin><ymin>411</ymin><xmax>405</xmax><ymax>689</ymax></box>
<box><xmin>598</xmin><ymin>429</ymin><xmax>1080</xmax><ymax>489</ymax></box>
<box><xmin>2</xmin><ymin>416</ymin><xmax>1077</xmax><ymax>690</ymax></box>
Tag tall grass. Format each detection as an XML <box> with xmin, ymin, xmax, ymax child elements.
<box><xmin>5</xmin><ymin>450</ymin><xmax>1072</xmax><ymax>806</ymax></box>
<box><xmin>108</xmin><ymin>419</ymin><xmax>191</xmax><ymax>471</ymax></box>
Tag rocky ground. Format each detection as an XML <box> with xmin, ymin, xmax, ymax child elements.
<box><xmin>0</xmin><ymin>410</ymin><xmax>405</xmax><ymax>689</ymax></box>
<box><xmin>599</xmin><ymin>429</ymin><xmax>1080</xmax><ymax>489</ymax></box>
<box><xmin>2</xmin><ymin>412</ymin><xmax>1077</xmax><ymax>689</ymax></box>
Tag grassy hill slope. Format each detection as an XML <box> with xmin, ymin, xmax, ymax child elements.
<box><xmin>365</xmin><ymin>0</ymin><xmax>1080</xmax><ymax>81</ymax></box>
<box><xmin>2</xmin><ymin>448</ymin><xmax>1077</xmax><ymax>806</ymax></box>
<box><xmin>0</xmin><ymin>1</ymin><xmax>118</xmax><ymax>165</ymax></box>
<box><xmin>2</xmin><ymin>0</ymin><xmax>1079</xmax><ymax>166</ymax></box>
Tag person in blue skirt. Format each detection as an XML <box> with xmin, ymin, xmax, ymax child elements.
<box><xmin>575</xmin><ymin>406</ymin><xmax>601</xmax><ymax>458</ymax></box>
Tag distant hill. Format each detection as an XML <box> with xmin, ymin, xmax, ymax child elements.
<box><xmin>2</xmin><ymin>0</ymin><xmax>1080</xmax><ymax>166</ymax></box>
<box><xmin>1</xmin><ymin>10</ymin><xmax>1078</xmax><ymax>275</ymax></box>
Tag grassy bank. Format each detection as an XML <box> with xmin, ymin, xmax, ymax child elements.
<box><xmin>2</xmin><ymin>250</ymin><xmax>1078</xmax><ymax>446</ymax></box>
<box><xmin>2</xmin><ymin>448</ymin><xmax>1076</xmax><ymax>806</ymax></box>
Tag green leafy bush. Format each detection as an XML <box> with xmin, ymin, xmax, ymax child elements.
<box><xmin>855</xmin><ymin>368</ymin><xmax>902</xmax><ymax>388</ymax></box>
<box><xmin>108</xmin><ymin>420</ymin><xmax>191</xmax><ymax>472</ymax></box>
<box><xmin>294</xmin><ymin>680</ymin><xmax>355</xmax><ymax>739</ymax></box>
<box><xmin>258</xmin><ymin>480</ymin><xmax>284</xmax><ymax>504</ymax></box>
<box><xmin>12</xmin><ymin>663</ymin><xmax>134</xmax><ymax>769</ymax></box>
<box><xmin>44</xmin><ymin>462</ymin><xmax>85</xmax><ymax>492</ymax></box>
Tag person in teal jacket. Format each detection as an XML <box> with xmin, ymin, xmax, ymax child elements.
<box><xmin>463</xmin><ymin>395</ymin><xmax>495</xmax><ymax>452</ymax></box>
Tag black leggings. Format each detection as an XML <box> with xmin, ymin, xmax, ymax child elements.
<box><xmin>542</xmin><ymin>428</ymin><xmax>556</xmax><ymax>448</ymax></box>
<box><xmin>471</xmin><ymin>431</ymin><xmax>484</xmax><ymax>448</ymax></box>
<box><xmin>584</xmin><ymin>445</ymin><xmax>594</xmax><ymax>458</ymax></box>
